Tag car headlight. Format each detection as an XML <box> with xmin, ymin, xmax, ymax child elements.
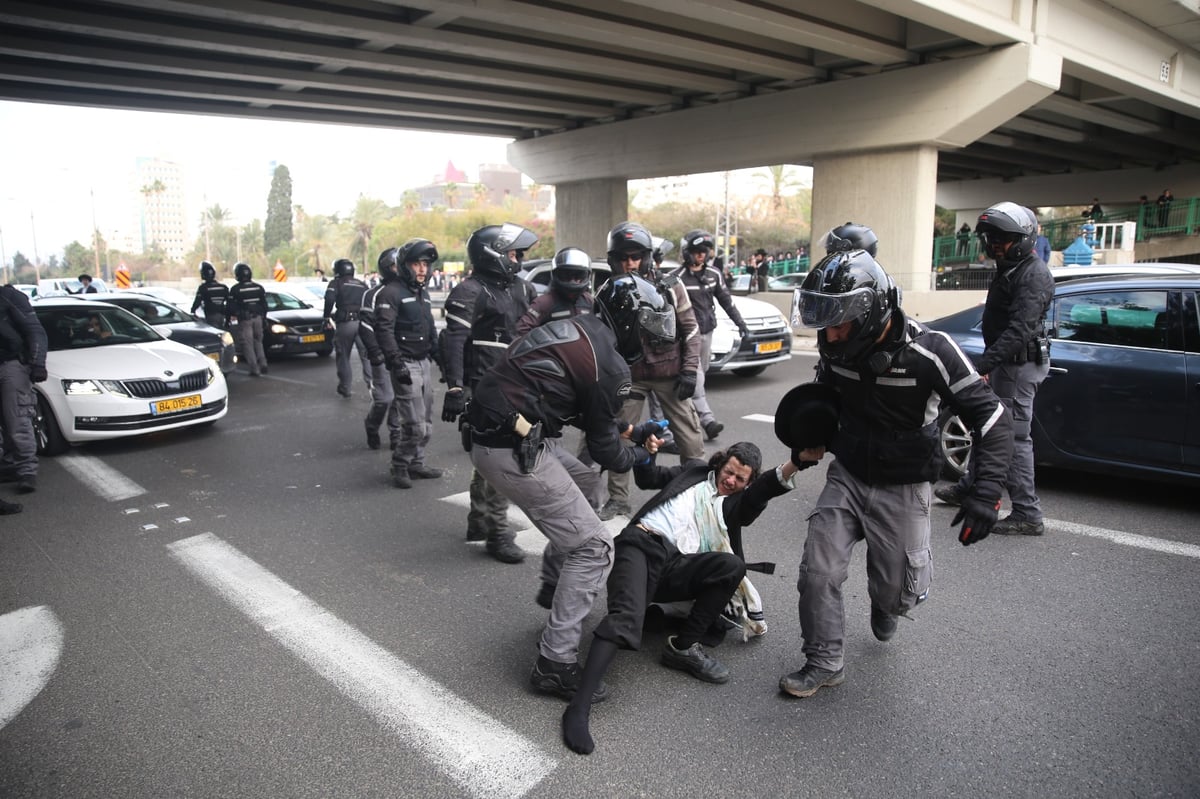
<box><xmin>220</xmin><ymin>331</ymin><xmax>234</xmax><ymax>346</ymax></box>
<box><xmin>270</xmin><ymin>323</ymin><xmax>288</xmax><ymax>334</ymax></box>
<box><xmin>62</xmin><ymin>379</ymin><xmax>102</xmax><ymax>395</ymax></box>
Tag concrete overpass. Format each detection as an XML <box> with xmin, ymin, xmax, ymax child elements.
<box><xmin>2</xmin><ymin>1</ymin><xmax>1199</xmax><ymax>291</ymax></box>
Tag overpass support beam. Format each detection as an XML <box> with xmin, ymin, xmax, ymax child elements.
<box><xmin>553</xmin><ymin>178</ymin><xmax>628</xmax><ymax>261</ymax></box>
<box><xmin>812</xmin><ymin>145</ymin><xmax>939</xmax><ymax>295</ymax></box>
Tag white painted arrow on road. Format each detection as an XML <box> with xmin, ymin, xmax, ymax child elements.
<box><xmin>0</xmin><ymin>605</ymin><xmax>64</xmax><ymax>730</ymax></box>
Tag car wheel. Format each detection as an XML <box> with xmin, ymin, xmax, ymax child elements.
<box><xmin>938</xmin><ymin>410</ymin><xmax>971</xmax><ymax>480</ymax></box>
<box><xmin>34</xmin><ymin>392</ymin><xmax>69</xmax><ymax>456</ymax></box>
<box><xmin>316</xmin><ymin>346</ymin><xmax>333</xmax><ymax>357</ymax></box>
<box><xmin>732</xmin><ymin>365</ymin><xmax>766</xmax><ymax>378</ymax></box>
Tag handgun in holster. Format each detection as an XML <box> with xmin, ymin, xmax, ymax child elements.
<box><xmin>459</xmin><ymin>397</ymin><xmax>472</xmax><ymax>452</ymax></box>
<box><xmin>515</xmin><ymin>420</ymin><xmax>544</xmax><ymax>474</ymax></box>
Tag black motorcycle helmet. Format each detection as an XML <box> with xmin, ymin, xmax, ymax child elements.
<box><xmin>594</xmin><ymin>273</ymin><xmax>676</xmax><ymax>364</ymax></box>
<box><xmin>467</xmin><ymin>222</ymin><xmax>539</xmax><ymax>279</ymax></box>
<box><xmin>233</xmin><ymin>262</ymin><xmax>252</xmax><ymax>282</ymax></box>
<box><xmin>378</xmin><ymin>248</ymin><xmax>400</xmax><ymax>282</ymax></box>
<box><xmin>333</xmin><ymin>258</ymin><xmax>355</xmax><ymax>278</ymax></box>
<box><xmin>394</xmin><ymin>238</ymin><xmax>439</xmax><ymax>287</ymax></box>
<box><xmin>550</xmin><ymin>247</ymin><xmax>592</xmax><ymax>299</ymax></box>
<box><xmin>650</xmin><ymin>236</ymin><xmax>673</xmax><ymax>267</ymax></box>
<box><xmin>821</xmin><ymin>222</ymin><xmax>878</xmax><ymax>257</ymax></box>
<box><xmin>976</xmin><ymin>202</ymin><xmax>1037</xmax><ymax>266</ymax></box>
<box><xmin>199</xmin><ymin>261</ymin><xmax>216</xmax><ymax>281</ymax></box>
<box><xmin>606</xmin><ymin>221</ymin><xmax>653</xmax><ymax>274</ymax></box>
<box><xmin>680</xmin><ymin>229</ymin><xmax>715</xmax><ymax>266</ymax></box>
<box><xmin>798</xmin><ymin>249</ymin><xmax>898</xmax><ymax>367</ymax></box>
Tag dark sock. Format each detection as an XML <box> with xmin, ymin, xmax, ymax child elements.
<box><xmin>562</xmin><ymin>638</ymin><xmax>619</xmax><ymax>755</ymax></box>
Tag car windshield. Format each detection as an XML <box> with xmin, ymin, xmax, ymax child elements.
<box><xmin>266</xmin><ymin>291</ymin><xmax>311</xmax><ymax>311</ymax></box>
<box><xmin>36</xmin><ymin>305</ymin><xmax>163</xmax><ymax>350</ymax></box>
<box><xmin>103</xmin><ymin>297</ymin><xmax>193</xmax><ymax>325</ymax></box>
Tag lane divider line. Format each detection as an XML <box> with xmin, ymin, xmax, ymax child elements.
<box><xmin>58</xmin><ymin>453</ymin><xmax>146</xmax><ymax>501</ymax></box>
<box><xmin>0</xmin><ymin>605</ymin><xmax>64</xmax><ymax>731</ymax></box>
<box><xmin>166</xmin><ymin>533</ymin><xmax>556</xmax><ymax>799</ymax></box>
<box><xmin>1048</xmin><ymin>519</ymin><xmax>1200</xmax><ymax>559</ymax></box>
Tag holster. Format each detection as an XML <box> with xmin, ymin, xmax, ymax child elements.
<box><xmin>459</xmin><ymin>398</ymin><xmax>473</xmax><ymax>452</ymax></box>
<box><xmin>515</xmin><ymin>421</ymin><xmax>544</xmax><ymax>474</ymax></box>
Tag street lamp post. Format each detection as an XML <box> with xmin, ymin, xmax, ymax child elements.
<box><xmin>30</xmin><ymin>211</ymin><xmax>41</xmax><ymax>284</ymax></box>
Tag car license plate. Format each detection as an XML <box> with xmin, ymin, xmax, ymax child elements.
<box><xmin>152</xmin><ymin>394</ymin><xmax>202</xmax><ymax>415</ymax></box>
<box><xmin>206</xmin><ymin>352</ymin><xmax>220</xmax><ymax>361</ymax></box>
<box><xmin>756</xmin><ymin>340</ymin><xmax>783</xmax><ymax>354</ymax></box>
<box><xmin>300</xmin><ymin>334</ymin><xmax>325</xmax><ymax>344</ymax></box>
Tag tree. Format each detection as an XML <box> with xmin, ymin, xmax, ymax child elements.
<box><xmin>754</xmin><ymin>165</ymin><xmax>804</xmax><ymax>213</ymax></box>
<box><xmin>296</xmin><ymin>212</ymin><xmax>333</xmax><ymax>276</ymax></box>
<box><xmin>140</xmin><ymin>178</ymin><xmax>166</xmax><ymax>249</ymax></box>
<box><xmin>444</xmin><ymin>182</ymin><xmax>459</xmax><ymax>210</ymax></box>
<box><xmin>264</xmin><ymin>164</ymin><xmax>294</xmax><ymax>251</ymax></box>
<box><xmin>350</xmin><ymin>196</ymin><xmax>387</xmax><ymax>266</ymax></box>
<box><xmin>401</xmin><ymin>190</ymin><xmax>420</xmax><ymax>218</ymax></box>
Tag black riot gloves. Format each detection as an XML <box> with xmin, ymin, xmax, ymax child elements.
<box><xmin>675</xmin><ymin>370</ymin><xmax>697</xmax><ymax>401</ymax></box>
<box><xmin>952</xmin><ymin>493</ymin><xmax>1001</xmax><ymax>546</ymax></box>
<box><xmin>29</xmin><ymin>364</ymin><xmax>48</xmax><ymax>383</ymax></box>
<box><xmin>441</xmin><ymin>387</ymin><xmax>465</xmax><ymax>422</ymax></box>
<box><xmin>388</xmin><ymin>358</ymin><xmax>412</xmax><ymax>392</ymax></box>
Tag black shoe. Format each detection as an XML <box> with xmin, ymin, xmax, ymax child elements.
<box><xmin>486</xmin><ymin>537</ymin><xmax>525</xmax><ymax>563</ymax></box>
<box><xmin>408</xmin><ymin>465</ymin><xmax>443</xmax><ymax>479</ymax></box>
<box><xmin>535</xmin><ymin>581</ymin><xmax>556</xmax><ymax>609</ymax></box>
<box><xmin>365</xmin><ymin>423</ymin><xmax>381</xmax><ymax>450</ymax></box>
<box><xmin>529</xmin><ymin>656</ymin><xmax>608</xmax><ymax>703</ymax></box>
<box><xmin>390</xmin><ymin>468</ymin><xmax>412</xmax><ymax>489</ymax></box>
<box><xmin>934</xmin><ymin>484</ymin><xmax>964</xmax><ymax>506</ymax></box>
<box><xmin>0</xmin><ymin>498</ymin><xmax>22</xmax><ymax>515</ymax></box>
<box><xmin>661</xmin><ymin>636</ymin><xmax>729</xmax><ymax>683</ymax></box>
<box><xmin>993</xmin><ymin>516</ymin><xmax>1045</xmax><ymax>536</ymax></box>
<box><xmin>597</xmin><ymin>500</ymin><xmax>630</xmax><ymax>521</ymax></box>
<box><xmin>260</xmin><ymin>366</ymin><xmax>268</xmax><ymax>374</ymax></box>
<box><xmin>16</xmin><ymin>477</ymin><xmax>36</xmax><ymax>494</ymax></box>
<box><xmin>870</xmin><ymin>605</ymin><xmax>898</xmax><ymax>642</ymax></box>
<box><xmin>465</xmin><ymin>528</ymin><xmax>487</xmax><ymax>542</ymax></box>
<box><xmin>336</xmin><ymin>386</ymin><xmax>352</xmax><ymax>398</ymax></box>
<box><xmin>703</xmin><ymin>420</ymin><xmax>724</xmax><ymax>441</ymax></box>
<box><xmin>779</xmin><ymin>664</ymin><xmax>846</xmax><ymax>698</ymax></box>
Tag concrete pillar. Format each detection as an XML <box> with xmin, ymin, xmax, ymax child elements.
<box><xmin>553</xmin><ymin>178</ymin><xmax>627</xmax><ymax>260</ymax></box>
<box><xmin>812</xmin><ymin>145</ymin><xmax>939</xmax><ymax>294</ymax></box>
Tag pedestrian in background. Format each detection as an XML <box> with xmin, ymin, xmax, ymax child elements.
<box><xmin>323</xmin><ymin>258</ymin><xmax>368</xmax><ymax>399</ymax></box>
<box><xmin>0</xmin><ymin>283</ymin><xmax>49</xmax><ymax>495</ymax></box>
<box><xmin>374</xmin><ymin>241</ymin><xmax>444</xmax><ymax>489</ymax></box>
<box><xmin>227</xmin><ymin>262</ymin><xmax>268</xmax><ymax>377</ymax></box>
<box><xmin>190</xmin><ymin>261</ymin><xmax>229</xmax><ymax>328</ymax></box>
<box><xmin>936</xmin><ymin>202</ymin><xmax>1053</xmax><ymax>537</ymax></box>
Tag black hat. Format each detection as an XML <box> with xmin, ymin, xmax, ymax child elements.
<box><xmin>774</xmin><ymin>383</ymin><xmax>840</xmax><ymax>449</ymax></box>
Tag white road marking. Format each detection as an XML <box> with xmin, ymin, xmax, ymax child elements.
<box><xmin>167</xmin><ymin>533</ymin><xmax>555</xmax><ymax>799</ymax></box>
<box><xmin>743</xmin><ymin>413</ymin><xmax>775</xmax><ymax>423</ymax></box>
<box><xmin>1049</xmin><ymin>519</ymin><xmax>1200</xmax><ymax>559</ymax></box>
<box><xmin>440</xmin><ymin>491</ymin><xmax>627</xmax><ymax>555</ymax></box>
<box><xmin>58</xmin><ymin>453</ymin><xmax>146</xmax><ymax>501</ymax></box>
<box><xmin>0</xmin><ymin>606</ymin><xmax>64</xmax><ymax>731</ymax></box>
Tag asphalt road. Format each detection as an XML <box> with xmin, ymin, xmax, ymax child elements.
<box><xmin>2</xmin><ymin>350</ymin><xmax>1197</xmax><ymax>799</ymax></box>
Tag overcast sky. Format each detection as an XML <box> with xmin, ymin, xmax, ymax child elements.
<box><xmin>0</xmin><ymin>100</ymin><xmax>513</xmax><ymax>263</ymax></box>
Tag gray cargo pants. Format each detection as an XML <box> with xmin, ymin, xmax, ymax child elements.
<box><xmin>471</xmin><ymin>437</ymin><xmax>615</xmax><ymax>664</ymax></box>
<box><xmin>798</xmin><ymin>459</ymin><xmax>933</xmax><ymax>672</ymax></box>
<box><xmin>234</xmin><ymin>316</ymin><xmax>267</xmax><ymax>375</ymax></box>
<box><xmin>389</xmin><ymin>358</ymin><xmax>434</xmax><ymax>472</ymax></box>
<box><xmin>607</xmin><ymin>376</ymin><xmax>703</xmax><ymax>506</ymax></box>
<box><xmin>333</xmin><ymin>320</ymin><xmax>363</xmax><ymax>394</ymax></box>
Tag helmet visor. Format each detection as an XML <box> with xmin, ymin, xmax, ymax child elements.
<box><xmin>798</xmin><ymin>287</ymin><xmax>875</xmax><ymax>329</ymax></box>
<box><xmin>637</xmin><ymin>306</ymin><xmax>676</xmax><ymax>342</ymax></box>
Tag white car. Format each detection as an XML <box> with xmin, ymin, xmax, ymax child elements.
<box><xmin>31</xmin><ymin>298</ymin><xmax>228</xmax><ymax>455</ymax></box>
<box><xmin>518</xmin><ymin>258</ymin><xmax>792</xmax><ymax>377</ymax></box>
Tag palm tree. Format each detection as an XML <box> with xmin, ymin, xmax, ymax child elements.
<box><xmin>444</xmin><ymin>182</ymin><xmax>460</xmax><ymax>210</ymax></box>
<box><xmin>755</xmin><ymin>165</ymin><xmax>803</xmax><ymax>213</ymax></box>
<box><xmin>527</xmin><ymin>182</ymin><xmax>543</xmax><ymax>209</ymax></box>
<box><xmin>296</xmin><ymin>213</ymin><xmax>332</xmax><ymax>275</ymax></box>
<box><xmin>401</xmin><ymin>190</ymin><xmax>420</xmax><ymax>219</ymax></box>
<box><xmin>470</xmin><ymin>182</ymin><xmax>490</xmax><ymax>209</ymax></box>
<box><xmin>350</xmin><ymin>196</ymin><xmax>387</xmax><ymax>266</ymax></box>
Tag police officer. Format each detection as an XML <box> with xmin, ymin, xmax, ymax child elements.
<box><xmin>466</xmin><ymin>271</ymin><xmax>665</xmax><ymax>706</ymax></box>
<box><xmin>373</xmin><ymin>241</ymin><xmax>444</xmax><ymax>488</ymax></box>
<box><xmin>779</xmin><ymin>249</ymin><xmax>1013</xmax><ymax>699</ymax></box>
<box><xmin>190</xmin><ymin>261</ymin><xmax>229</xmax><ymax>328</ymax></box>
<box><xmin>0</xmin><ymin>283</ymin><xmax>48</xmax><ymax>495</ymax></box>
<box><xmin>441</xmin><ymin>222</ymin><xmax>539</xmax><ymax>563</ymax></box>
<box><xmin>936</xmin><ymin>203</ymin><xmax>1054</xmax><ymax>536</ymax></box>
<box><xmin>515</xmin><ymin>247</ymin><xmax>594</xmax><ymax>335</ymax></box>
<box><xmin>227</xmin><ymin>262</ymin><xmax>268</xmax><ymax>377</ymax></box>
<box><xmin>670</xmin><ymin>229</ymin><xmax>749</xmax><ymax>441</ymax></box>
<box><xmin>599</xmin><ymin>221</ymin><xmax>703</xmax><ymax>522</ymax></box>
<box><xmin>357</xmin><ymin>256</ymin><xmax>402</xmax><ymax>452</ymax></box>
<box><xmin>820</xmin><ymin>221</ymin><xmax>879</xmax><ymax>256</ymax></box>
<box><xmin>323</xmin><ymin>258</ymin><xmax>369</xmax><ymax>398</ymax></box>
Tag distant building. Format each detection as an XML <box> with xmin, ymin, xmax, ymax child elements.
<box><xmin>411</xmin><ymin>160</ymin><xmax>549</xmax><ymax>212</ymax></box>
<box><xmin>131</xmin><ymin>156</ymin><xmax>188</xmax><ymax>260</ymax></box>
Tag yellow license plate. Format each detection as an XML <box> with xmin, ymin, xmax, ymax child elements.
<box><xmin>153</xmin><ymin>394</ymin><xmax>202</xmax><ymax>415</ymax></box>
<box><xmin>300</xmin><ymin>334</ymin><xmax>325</xmax><ymax>343</ymax></box>
<box><xmin>206</xmin><ymin>352</ymin><xmax>220</xmax><ymax>361</ymax></box>
<box><xmin>756</xmin><ymin>340</ymin><xmax>783</xmax><ymax>354</ymax></box>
